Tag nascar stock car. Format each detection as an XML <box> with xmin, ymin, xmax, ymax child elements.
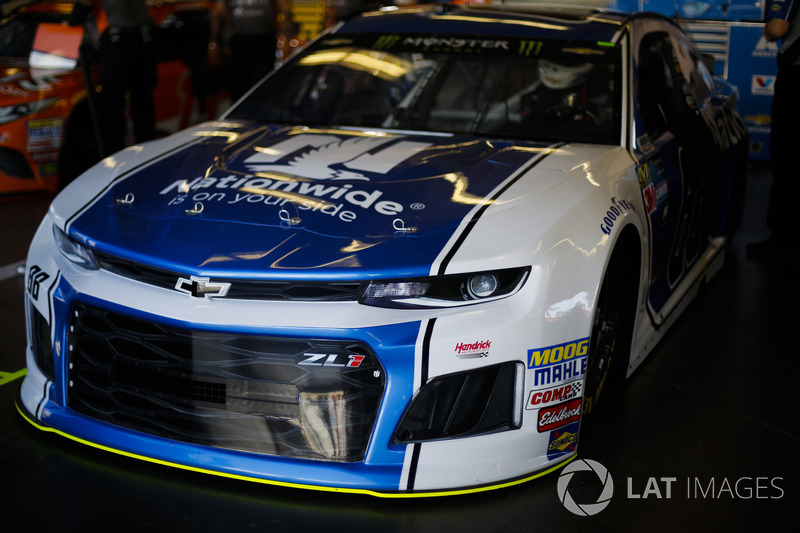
<box><xmin>0</xmin><ymin>0</ymin><xmax>218</xmax><ymax>197</ymax></box>
<box><xmin>18</xmin><ymin>4</ymin><xmax>748</xmax><ymax>496</ymax></box>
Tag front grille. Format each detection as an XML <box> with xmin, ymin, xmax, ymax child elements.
<box><xmin>94</xmin><ymin>250</ymin><xmax>368</xmax><ymax>301</ymax></box>
<box><xmin>29</xmin><ymin>301</ymin><xmax>54</xmax><ymax>381</ymax></box>
<box><xmin>67</xmin><ymin>303</ymin><xmax>385</xmax><ymax>462</ymax></box>
<box><xmin>0</xmin><ymin>147</ymin><xmax>35</xmax><ymax>179</ymax></box>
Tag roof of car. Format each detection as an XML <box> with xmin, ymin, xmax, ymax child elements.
<box><xmin>339</xmin><ymin>4</ymin><xmax>635</xmax><ymax>43</ymax></box>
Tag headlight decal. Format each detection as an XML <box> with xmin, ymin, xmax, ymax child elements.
<box><xmin>0</xmin><ymin>96</ymin><xmax>58</xmax><ymax>125</ymax></box>
<box><xmin>360</xmin><ymin>267</ymin><xmax>530</xmax><ymax>309</ymax></box>
<box><xmin>53</xmin><ymin>225</ymin><xmax>99</xmax><ymax>270</ymax></box>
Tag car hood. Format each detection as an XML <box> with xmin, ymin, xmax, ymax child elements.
<box><xmin>65</xmin><ymin>124</ymin><xmax>565</xmax><ymax>279</ymax></box>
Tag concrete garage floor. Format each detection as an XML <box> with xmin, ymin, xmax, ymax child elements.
<box><xmin>1</xmin><ymin>164</ymin><xmax>796</xmax><ymax>531</ymax></box>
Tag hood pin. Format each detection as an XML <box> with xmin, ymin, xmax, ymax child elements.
<box><xmin>185</xmin><ymin>202</ymin><xmax>204</xmax><ymax>215</ymax></box>
<box><xmin>279</xmin><ymin>209</ymin><xmax>301</xmax><ymax>226</ymax></box>
<box><xmin>393</xmin><ymin>218</ymin><xmax>417</xmax><ymax>233</ymax></box>
<box><xmin>115</xmin><ymin>193</ymin><xmax>135</xmax><ymax>206</ymax></box>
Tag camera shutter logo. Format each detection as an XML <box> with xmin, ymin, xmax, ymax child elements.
<box><xmin>557</xmin><ymin>459</ymin><xmax>614</xmax><ymax>516</ymax></box>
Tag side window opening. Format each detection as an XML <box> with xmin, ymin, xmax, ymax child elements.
<box><xmin>637</xmin><ymin>32</ymin><xmax>696</xmax><ymax>141</ymax></box>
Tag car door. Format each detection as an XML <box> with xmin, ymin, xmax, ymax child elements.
<box><xmin>630</xmin><ymin>19</ymin><xmax>723</xmax><ymax>323</ymax></box>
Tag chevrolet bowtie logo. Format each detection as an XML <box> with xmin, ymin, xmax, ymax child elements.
<box><xmin>175</xmin><ymin>276</ymin><xmax>231</xmax><ymax>299</ymax></box>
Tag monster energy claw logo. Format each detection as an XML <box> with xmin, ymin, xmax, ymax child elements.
<box><xmin>519</xmin><ymin>40</ymin><xmax>544</xmax><ymax>56</ymax></box>
<box><xmin>375</xmin><ymin>35</ymin><xmax>401</xmax><ymax>50</ymax></box>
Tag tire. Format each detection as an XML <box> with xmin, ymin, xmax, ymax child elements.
<box><xmin>583</xmin><ymin>245</ymin><xmax>638</xmax><ymax>415</ymax></box>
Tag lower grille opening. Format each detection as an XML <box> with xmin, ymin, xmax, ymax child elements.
<box><xmin>393</xmin><ymin>362</ymin><xmax>521</xmax><ymax>444</ymax></box>
<box><xmin>29</xmin><ymin>301</ymin><xmax>54</xmax><ymax>381</ymax></box>
<box><xmin>0</xmin><ymin>147</ymin><xmax>35</xmax><ymax>179</ymax></box>
<box><xmin>67</xmin><ymin>303</ymin><xmax>385</xmax><ymax>462</ymax></box>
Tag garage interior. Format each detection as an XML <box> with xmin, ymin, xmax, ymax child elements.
<box><xmin>1</xmin><ymin>160</ymin><xmax>796</xmax><ymax>530</ymax></box>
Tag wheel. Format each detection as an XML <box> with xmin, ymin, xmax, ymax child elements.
<box><xmin>583</xmin><ymin>247</ymin><xmax>638</xmax><ymax>415</ymax></box>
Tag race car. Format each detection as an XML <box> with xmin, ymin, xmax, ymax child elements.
<box><xmin>0</xmin><ymin>0</ymin><xmax>217</xmax><ymax>197</ymax></box>
<box><xmin>18</xmin><ymin>4</ymin><xmax>748</xmax><ymax>496</ymax></box>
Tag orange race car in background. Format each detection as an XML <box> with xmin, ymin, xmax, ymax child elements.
<box><xmin>0</xmin><ymin>0</ymin><xmax>220</xmax><ymax>197</ymax></box>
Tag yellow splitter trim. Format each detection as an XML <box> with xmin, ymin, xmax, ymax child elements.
<box><xmin>15</xmin><ymin>400</ymin><xmax>575</xmax><ymax>498</ymax></box>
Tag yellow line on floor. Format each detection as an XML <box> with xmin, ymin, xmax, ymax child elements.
<box><xmin>0</xmin><ymin>369</ymin><xmax>27</xmax><ymax>386</ymax></box>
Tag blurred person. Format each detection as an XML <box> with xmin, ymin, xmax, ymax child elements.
<box><xmin>747</xmin><ymin>0</ymin><xmax>800</xmax><ymax>259</ymax></box>
<box><xmin>68</xmin><ymin>0</ymin><xmax>157</xmax><ymax>156</ymax></box>
<box><xmin>208</xmin><ymin>0</ymin><xmax>280</xmax><ymax>102</ymax></box>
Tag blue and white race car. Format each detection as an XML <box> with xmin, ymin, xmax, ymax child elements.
<box><xmin>18</xmin><ymin>4</ymin><xmax>747</xmax><ymax>496</ymax></box>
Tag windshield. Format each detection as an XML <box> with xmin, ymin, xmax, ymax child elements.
<box><xmin>229</xmin><ymin>33</ymin><xmax>622</xmax><ymax>144</ymax></box>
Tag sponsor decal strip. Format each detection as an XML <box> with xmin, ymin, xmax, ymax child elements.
<box><xmin>527</xmin><ymin>379</ymin><xmax>582</xmax><ymax>409</ymax></box>
<box><xmin>547</xmin><ymin>421</ymin><xmax>579</xmax><ymax>461</ymax></box>
<box><xmin>537</xmin><ymin>398</ymin><xmax>582</xmax><ymax>432</ymax></box>
<box><xmin>455</xmin><ymin>339</ymin><xmax>491</xmax><ymax>358</ymax></box>
<box><xmin>528</xmin><ymin>338</ymin><xmax>589</xmax><ymax>387</ymax></box>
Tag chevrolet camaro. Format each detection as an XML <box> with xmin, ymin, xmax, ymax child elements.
<box><xmin>18</xmin><ymin>4</ymin><xmax>747</xmax><ymax>496</ymax></box>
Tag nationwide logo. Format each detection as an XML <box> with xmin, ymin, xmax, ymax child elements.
<box><xmin>241</xmin><ymin>134</ymin><xmax>431</xmax><ymax>181</ymax></box>
<box><xmin>454</xmin><ymin>340</ymin><xmax>491</xmax><ymax>359</ymax></box>
<box><xmin>158</xmin><ymin>133</ymin><xmax>436</xmax><ymax>223</ymax></box>
<box><xmin>538</xmin><ymin>398</ymin><xmax>582</xmax><ymax>432</ymax></box>
<box><xmin>160</xmin><ymin>173</ymin><xmax>405</xmax><ymax>221</ymax></box>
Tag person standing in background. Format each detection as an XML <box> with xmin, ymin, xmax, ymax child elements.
<box><xmin>208</xmin><ymin>0</ymin><xmax>278</xmax><ymax>102</ymax></box>
<box><xmin>68</xmin><ymin>0</ymin><xmax>157</xmax><ymax>156</ymax></box>
<box><xmin>747</xmin><ymin>0</ymin><xmax>800</xmax><ymax>259</ymax></box>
